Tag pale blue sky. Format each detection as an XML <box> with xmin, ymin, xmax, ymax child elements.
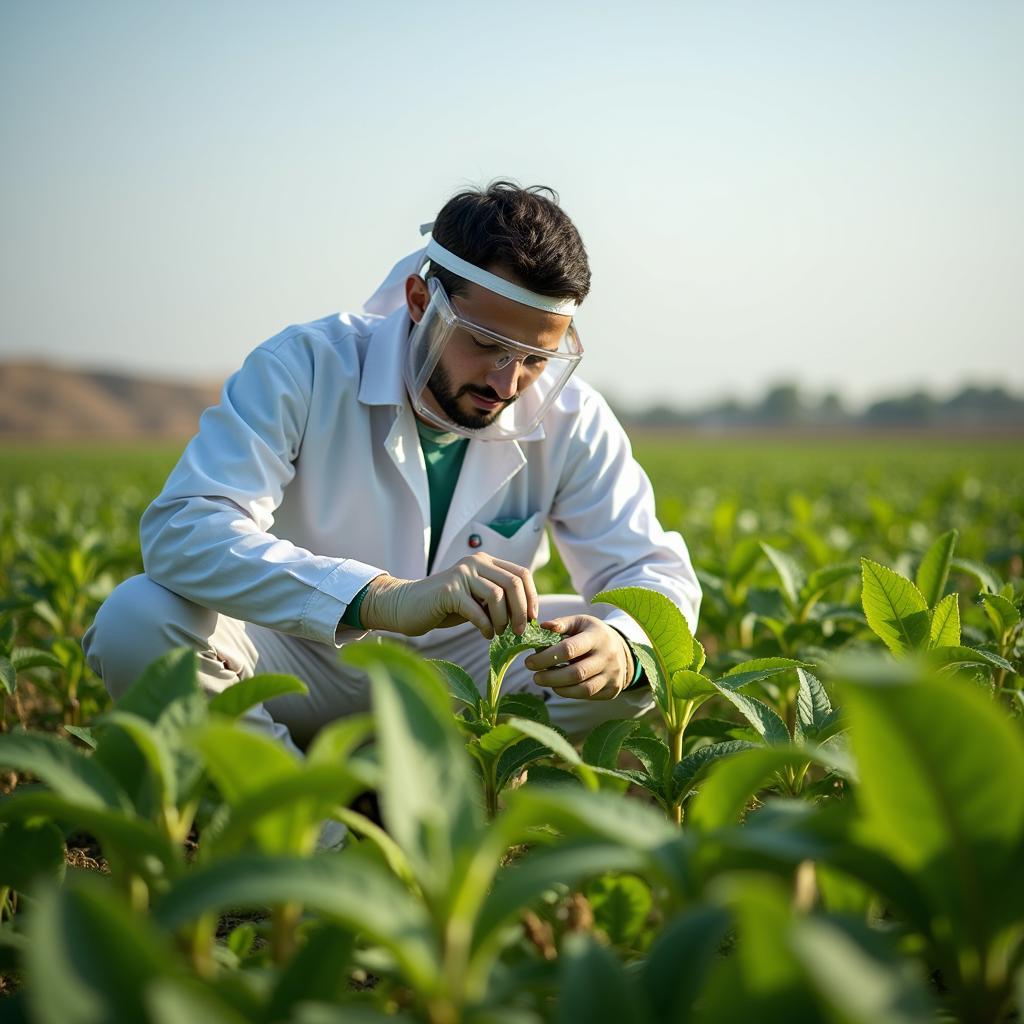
<box><xmin>2</xmin><ymin>0</ymin><xmax>1021</xmax><ymax>407</ymax></box>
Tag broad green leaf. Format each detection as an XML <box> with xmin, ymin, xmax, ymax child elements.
<box><xmin>555</xmin><ymin>933</ymin><xmax>645</xmax><ymax>1024</ymax></box>
<box><xmin>305</xmin><ymin>713</ymin><xmax>375</xmax><ymax>766</ymax></box>
<box><xmin>704</xmin><ymin>875</ymin><xmax>821</xmax><ymax>1023</ymax></box>
<box><xmin>207</xmin><ymin>674</ymin><xmax>308</xmax><ymax>719</ymax></box>
<box><xmin>928</xmin><ymin>593</ymin><xmax>961</xmax><ymax>648</ymax></box>
<box><xmin>689</xmin><ymin>638</ymin><xmax>707</xmax><ymax>672</ymax></box>
<box><xmin>0</xmin><ymin>792</ymin><xmax>177</xmax><ymax>870</ymax></box>
<box><xmin>671</xmin><ymin>669</ymin><xmax>716</xmax><ymax>700</ymax></box>
<box><xmin>842</xmin><ymin>671</ymin><xmax>1024</xmax><ymax>948</ymax></box>
<box><xmin>711</xmin><ymin>683</ymin><xmax>790</xmax><ymax>745</ymax></box>
<box><xmin>472</xmin><ymin>840</ymin><xmax>654</xmax><ymax>969</ymax></box>
<box><xmin>263</xmin><ymin>923</ymin><xmax>355</xmax><ymax>1023</ymax></box>
<box><xmin>720</xmin><ymin>658</ymin><xmax>810</xmax><ymax>691</ymax></box>
<box><xmin>794</xmin><ymin>668</ymin><xmax>835</xmax><ymax>741</ymax></box>
<box><xmin>0</xmin><ymin>617</ymin><xmax>13</xmax><ymax>652</ymax></box>
<box><xmin>643</xmin><ymin>905</ymin><xmax>731</xmax><ymax>1022</ymax></box>
<box><xmin>924</xmin><ymin>645</ymin><xmax>1014</xmax><ymax>674</ymax></box>
<box><xmin>201</xmin><ymin>764</ymin><xmax>368</xmax><ymax>857</ymax></box>
<box><xmin>860</xmin><ymin>559</ymin><xmax>931</xmax><ymax>654</ymax></box>
<box><xmin>495</xmin><ymin>738</ymin><xmax>549</xmax><ymax>791</ymax></box>
<box><xmin>499</xmin><ymin>785</ymin><xmax>678</xmax><ymax>855</ymax></box>
<box><xmin>915</xmin><ymin>529</ymin><xmax>958</xmax><ymax>608</ymax></box>
<box><xmin>27</xmin><ymin>880</ymin><xmax>177</xmax><ymax>1024</ymax></box>
<box><xmin>521</xmin><ymin>764</ymin><xmax>580</xmax><ymax>789</ymax></box>
<box><xmin>153</xmin><ymin>852</ymin><xmax>439</xmax><ymax>992</ymax></box>
<box><xmin>146</xmin><ymin>978</ymin><xmax>253</xmax><ymax>1024</ymax></box>
<box><xmin>194</xmin><ymin>723</ymin><xmax>309</xmax><ymax>854</ymax></box>
<box><xmin>630</xmin><ymin>642</ymin><xmax>669</xmax><ymax>716</ymax></box>
<box><xmin>93</xmin><ymin>649</ymin><xmax>203</xmax><ymax>813</ymax></box>
<box><xmin>0</xmin><ymin>656</ymin><xmax>15</xmax><ymax>695</ymax></box>
<box><xmin>342</xmin><ymin>641</ymin><xmax>482</xmax><ymax>901</ymax></box>
<box><xmin>726</xmin><ymin>536</ymin><xmax>764</xmax><ymax>586</ymax></box>
<box><xmin>477</xmin><ymin>722</ymin><xmax>529</xmax><ymax>760</ymax></box>
<box><xmin>622</xmin><ymin>735</ymin><xmax>669</xmax><ymax>787</ymax></box>
<box><xmin>670</xmin><ymin>740</ymin><xmax>757</xmax><ymax>803</ymax></box>
<box><xmin>791</xmin><ymin>916</ymin><xmax>936</xmax><ymax>1024</ymax></box>
<box><xmin>195</xmin><ymin>722</ymin><xmax>300</xmax><ymax>798</ymax></box>
<box><xmin>981</xmin><ymin>593</ymin><xmax>1021</xmax><ymax>636</ymax></box>
<box><xmin>592</xmin><ymin>588</ymin><xmax>694</xmax><ymax>697</ymax></box>
<box><xmin>760</xmin><ymin>543</ymin><xmax>807</xmax><ymax>608</ymax></box>
<box><xmin>686</xmin><ymin>717</ymin><xmax>756</xmax><ymax>742</ymax></box>
<box><xmin>0</xmin><ymin>821</ymin><xmax>66</xmax><ymax>892</ymax></box>
<box><xmin>950</xmin><ymin>558</ymin><xmax>1002</xmax><ymax>594</ymax></box>
<box><xmin>0</xmin><ymin>733</ymin><xmax>129</xmax><ymax>811</ymax></box>
<box><xmin>587</xmin><ymin>874</ymin><xmax>652</xmax><ymax>947</ymax></box>
<box><xmin>802</xmin><ymin>563</ymin><xmax>860</xmax><ymax>605</ymax></box>
<box><xmin>496</xmin><ymin>691</ymin><xmax>550</xmax><ymax>724</ymax></box>
<box><xmin>429</xmin><ymin>659</ymin><xmax>482</xmax><ymax>711</ymax></box>
<box><xmin>62</xmin><ymin>725</ymin><xmax>97</xmax><ymax>749</ymax></box>
<box><xmin>688</xmin><ymin>745</ymin><xmax>829</xmax><ymax>832</ymax></box>
<box><xmin>152</xmin><ymin>695</ymin><xmax>207</xmax><ymax>812</ymax></box>
<box><xmin>114</xmin><ymin>648</ymin><xmax>201</xmax><ymax>723</ymax></box>
<box><xmin>9</xmin><ymin>647</ymin><xmax>61</xmax><ymax>673</ymax></box>
<box><xmin>502</xmin><ymin>717</ymin><xmax>596</xmax><ymax>788</ymax></box>
<box><xmin>99</xmin><ymin>711</ymin><xmax>177</xmax><ymax>809</ymax></box>
<box><xmin>582</xmin><ymin>719</ymin><xmax>638</xmax><ymax>769</ymax></box>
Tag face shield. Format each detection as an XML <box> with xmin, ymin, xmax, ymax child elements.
<box><xmin>404</xmin><ymin>277</ymin><xmax>584</xmax><ymax>441</ymax></box>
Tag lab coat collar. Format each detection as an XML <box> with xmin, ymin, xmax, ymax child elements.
<box><xmin>358</xmin><ymin>307</ymin><xmax>409</xmax><ymax>408</ymax></box>
<box><xmin>357</xmin><ymin>306</ymin><xmax>547</xmax><ymax>442</ymax></box>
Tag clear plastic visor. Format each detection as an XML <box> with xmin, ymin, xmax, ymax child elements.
<box><xmin>404</xmin><ymin>278</ymin><xmax>583</xmax><ymax>441</ymax></box>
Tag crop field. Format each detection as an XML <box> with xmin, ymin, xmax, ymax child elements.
<box><xmin>0</xmin><ymin>436</ymin><xmax>1022</xmax><ymax>1023</ymax></box>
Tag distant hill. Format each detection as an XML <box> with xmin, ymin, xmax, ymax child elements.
<box><xmin>3</xmin><ymin>361</ymin><xmax>1022</xmax><ymax>441</ymax></box>
<box><xmin>0</xmin><ymin>362</ymin><xmax>223</xmax><ymax>441</ymax></box>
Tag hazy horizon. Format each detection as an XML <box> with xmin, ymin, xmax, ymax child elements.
<box><xmin>2</xmin><ymin>1</ymin><xmax>1021</xmax><ymax>406</ymax></box>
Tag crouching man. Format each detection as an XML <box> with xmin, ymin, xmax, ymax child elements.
<box><xmin>84</xmin><ymin>181</ymin><xmax>700</xmax><ymax>756</ymax></box>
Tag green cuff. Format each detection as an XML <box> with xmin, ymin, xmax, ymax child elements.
<box><xmin>340</xmin><ymin>582</ymin><xmax>372</xmax><ymax>629</ymax></box>
<box><xmin>611</xmin><ymin>629</ymin><xmax>646</xmax><ymax>691</ymax></box>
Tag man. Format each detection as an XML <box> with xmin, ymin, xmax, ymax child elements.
<box><xmin>83</xmin><ymin>182</ymin><xmax>700</xmax><ymax>756</ymax></box>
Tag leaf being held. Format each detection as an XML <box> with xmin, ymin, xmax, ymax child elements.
<box><xmin>488</xmin><ymin>621</ymin><xmax>562</xmax><ymax>697</ymax></box>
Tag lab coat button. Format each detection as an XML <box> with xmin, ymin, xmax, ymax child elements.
<box><xmin>468</xmin><ymin>534</ymin><xmax>482</xmax><ymax>548</ymax></box>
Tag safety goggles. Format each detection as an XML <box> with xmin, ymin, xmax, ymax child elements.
<box><xmin>404</xmin><ymin>278</ymin><xmax>584</xmax><ymax>441</ymax></box>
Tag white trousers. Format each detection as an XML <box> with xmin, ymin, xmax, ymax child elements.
<box><xmin>83</xmin><ymin>574</ymin><xmax>655</xmax><ymax>754</ymax></box>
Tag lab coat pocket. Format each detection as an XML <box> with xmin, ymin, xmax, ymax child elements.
<box><xmin>465</xmin><ymin>511</ymin><xmax>549</xmax><ymax>571</ymax></box>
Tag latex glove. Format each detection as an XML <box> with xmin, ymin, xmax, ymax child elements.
<box><xmin>360</xmin><ymin>554</ymin><xmax>539</xmax><ymax>640</ymax></box>
<box><xmin>523</xmin><ymin>615</ymin><xmax>634</xmax><ymax>700</ymax></box>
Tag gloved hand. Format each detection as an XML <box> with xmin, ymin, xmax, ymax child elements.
<box><xmin>523</xmin><ymin>615</ymin><xmax>635</xmax><ymax>700</ymax></box>
<box><xmin>361</xmin><ymin>554</ymin><xmax>539</xmax><ymax>639</ymax></box>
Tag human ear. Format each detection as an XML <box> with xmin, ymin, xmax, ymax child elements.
<box><xmin>405</xmin><ymin>275</ymin><xmax>430</xmax><ymax>324</ymax></box>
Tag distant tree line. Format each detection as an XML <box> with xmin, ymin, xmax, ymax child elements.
<box><xmin>613</xmin><ymin>384</ymin><xmax>1024</xmax><ymax>431</ymax></box>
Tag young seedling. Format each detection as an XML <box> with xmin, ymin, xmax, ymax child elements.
<box><xmin>860</xmin><ymin>530</ymin><xmax>1017</xmax><ymax>688</ymax></box>
<box><xmin>430</xmin><ymin>621</ymin><xmax>592</xmax><ymax>817</ymax></box>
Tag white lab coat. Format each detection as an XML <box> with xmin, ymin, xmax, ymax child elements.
<box><xmin>140</xmin><ymin>306</ymin><xmax>701</xmax><ymax>649</ymax></box>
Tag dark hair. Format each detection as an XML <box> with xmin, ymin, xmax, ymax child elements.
<box><xmin>427</xmin><ymin>180</ymin><xmax>591</xmax><ymax>305</ymax></box>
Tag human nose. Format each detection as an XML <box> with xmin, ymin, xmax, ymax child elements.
<box><xmin>486</xmin><ymin>357</ymin><xmax>523</xmax><ymax>399</ymax></box>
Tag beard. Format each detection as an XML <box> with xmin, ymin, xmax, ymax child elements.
<box><xmin>425</xmin><ymin>363</ymin><xmax>517</xmax><ymax>430</ymax></box>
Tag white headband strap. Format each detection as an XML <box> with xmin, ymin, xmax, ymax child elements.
<box><xmin>361</xmin><ymin>222</ymin><xmax>580</xmax><ymax>317</ymax></box>
<box><xmin>424</xmin><ymin>239</ymin><xmax>578</xmax><ymax>315</ymax></box>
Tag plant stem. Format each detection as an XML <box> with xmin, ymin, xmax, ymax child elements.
<box><xmin>271</xmin><ymin>901</ymin><xmax>302</xmax><ymax>964</ymax></box>
<box><xmin>484</xmin><ymin>759</ymin><xmax>499</xmax><ymax>820</ymax></box>
<box><xmin>668</xmin><ymin>700</ymin><xmax>695</xmax><ymax>826</ymax></box>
